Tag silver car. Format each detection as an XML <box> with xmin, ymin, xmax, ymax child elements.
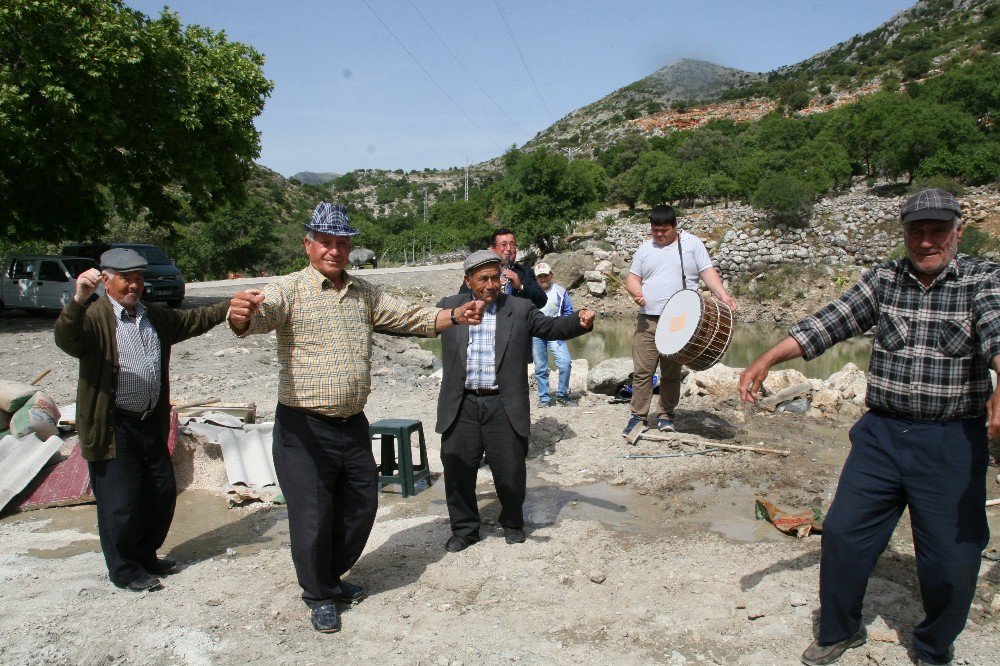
<box><xmin>0</xmin><ymin>254</ymin><xmax>103</xmax><ymax>314</ymax></box>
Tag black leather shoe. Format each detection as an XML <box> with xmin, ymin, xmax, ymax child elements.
<box><xmin>142</xmin><ymin>557</ymin><xmax>178</xmax><ymax>575</ymax></box>
<box><xmin>119</xmin><ymin>572</ymin><xmax>163</xmax><ymax>592</ymax></box>
<box><xmin>310</xmin><ymin>604</ymin><xmax>341</xmax><ymax>633</ymax></box>
<box><xmin>445</xmin><ymin>535</ymin><xmax>477</xmax><ymax>552</ymax></box>
<box><xmin>504</xmin><ymin>527</ymin><xmax>526</xmax><ymax>544</ymax></box>
<box><xmin>335</xmin><ymin>580</ymin><xmax>366</xmax><ymax>604</ymax></box>
<box><xmin>801</xmin><ymin>627</ymin><xmax>866</xmax><ymax>665</ymax></box>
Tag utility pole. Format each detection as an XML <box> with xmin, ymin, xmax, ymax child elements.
<box><xmin>464</xmin><ymin>156</ymin><xmax>469</xmax><ymax>202</ymax></box>
<box><xmin>423</xmin><ymin>187</ymin><xmax>428</xmax><ymax>223</ymax></box>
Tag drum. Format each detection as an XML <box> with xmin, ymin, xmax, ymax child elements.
<box><xmin>653</xmin><ymin>289</ymin><xmax>734</xmax><ymax>371</ymax></box>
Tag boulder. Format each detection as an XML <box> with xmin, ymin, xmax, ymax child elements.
<box><xmin>765</xmin><ymin>369</ymin><xmax>811</xmax><ymax>391</ymax></box>
<box><xmin>810</xmin><ymin>387</ymin><xmax>843</xmax><ymax>413</ymax></box>
<box><xmin>397</xmin><ymin>348</ymin><xmax>435</xmax><ymax>369</ymax></box>
<box><xmin>542</xmin><ymin>251</ymin><xmax>592</xmax><ymax>289</ymax></box>
<box><xmin>758</xmin><ymin>383</ymin><xmax>812</xmax><ymax>412</ymax></box>
<box><xmin>825</xmin><ymin>363</ymin><xmax>867</xmax><ymax>403</ymax></box>
<box><xmin>586</xmin><ymin>281</ymin><xmax>607</xmax><ymax>296</ymax></box>
<box><xmin>588</xmin><ymin>357</ymin><xmax>633</xmax><ymax>394</ymax></box>
<box><xmin>684</xmin><ymin>363</ymin><xmax>740</xmax><ymax>400</ymax></box>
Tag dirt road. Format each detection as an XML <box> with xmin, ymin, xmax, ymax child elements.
<box><xmin>1</xmin><ymin>265</ymin><xmax>998</xmax><ymax>665</ymax></box>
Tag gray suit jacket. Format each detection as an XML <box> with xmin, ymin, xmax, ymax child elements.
<box><xmin>435</xmin><ymin>293</ymin><xmax>588</xmax><ymax>438</ymax></box>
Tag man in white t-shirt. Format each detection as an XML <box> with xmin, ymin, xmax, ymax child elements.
<box><xmin>623</xmin><ymin>205</ymin><xmax>737</xmax><ymax>436</ymax></box>
<box><xmin>532</xmin><ymin>262</ymin><xmax>575</xmax><ymax>407</ymax></box>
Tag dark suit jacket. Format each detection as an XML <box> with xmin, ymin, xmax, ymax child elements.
<box><xmin>435</xmin><ymin>293</ymin><xmax>588</xmax><ymax>438</ymax></box>
<box><xmin>458</xmin><ymin>261</ymin><xmax>547</xmax><ymax>309</ymax></box>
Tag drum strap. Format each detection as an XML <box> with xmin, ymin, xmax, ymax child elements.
<box><xmin>677</xmin><ymin>232</ymin><xmax>688</xmax><ymax>290</ymax></box>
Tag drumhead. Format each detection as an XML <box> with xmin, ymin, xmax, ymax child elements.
<box><xmin>654</xmin><ymin>290</ymin><xmax>703</xmax><ymax>355</ymax></box>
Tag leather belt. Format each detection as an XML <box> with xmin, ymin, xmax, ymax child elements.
<box><xmin>115</xmin><ymin>406</ymin><xmax>155</xmax><ymax>421</ymax></box>
<box><xmin>641</xmin><ymin>313</ymin><xmax>660</xmax><ymax>319</ymax></box>
<box><xmin>465</xmin><ymin>388</ymin><xmax>500</xmax><ymax>396</ymax></box>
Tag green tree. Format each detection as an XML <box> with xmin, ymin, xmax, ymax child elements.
<box><xmin>751</xmin><ymin>173</ymin><xmax>816</xmax><ymax>226</ymax></box>
<box><xmin>173</xmin><ymin>197</ymin><xmax>277</xmax><ymax>279</ymax></box>
<box><xmin>0</xmin><ymin>0</ymin><xmax>273</xmax><ymax>243</ymax></box>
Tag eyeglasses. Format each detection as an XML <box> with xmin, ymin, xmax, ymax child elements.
<box><xmin>494</xmin><ymin>242</ymin><xmax>517</xmax><ymax>249</ymax></box>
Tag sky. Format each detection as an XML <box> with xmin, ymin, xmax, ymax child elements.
<box><xmin>125</xmin><ymin>0</ymin><xmax>916</xmax><ymax>177</ymax></box>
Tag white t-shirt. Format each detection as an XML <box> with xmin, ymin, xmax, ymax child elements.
<box><xmin>629</xmin><ymin>231</ymin><xmax>712</xmax><ymax>316</ymax></box>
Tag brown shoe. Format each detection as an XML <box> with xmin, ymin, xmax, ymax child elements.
<box><xmin>801</xmin><ymin>627</ymin><xmax>866</xmax><ymax>665</ymax></box>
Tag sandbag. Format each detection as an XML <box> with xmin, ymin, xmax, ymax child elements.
<box><xmin>10</xmin><ymin>391</ymin><xmax>61</xmax><ymax>440</ymax></box>
<box><xmin>0</xmin><ymin>380</ymin><xmax>38</xmax><ymax>413</ymax></box>
<box><xmin>0</xmin><ymin>409</ymin><xmax>9</xmax><ymax>431</ymax></box>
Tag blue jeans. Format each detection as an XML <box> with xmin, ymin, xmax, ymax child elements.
<box><xmin>532</xmin><ymin>337</ymin><xmax>571</xmax><ymax>403</ymax></box>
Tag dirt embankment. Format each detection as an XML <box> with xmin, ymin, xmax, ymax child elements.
<box><xmin>1</xmin><ymin>267</ymin><xmax>998</xmax><ymax>666</ymax></box>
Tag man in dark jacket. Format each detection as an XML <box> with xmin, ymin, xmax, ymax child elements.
<box><xmin>54</xmin><ymin>248</ymin><xmax>228</xmax><ymax>592</ymax></box>
<box><xmin>436</xmin><ymin>250</ymin><xmax>595</xmax><ymax>552</ymax></box>
<box><xmin>458</xmin><ymin>228</ymin><xmax>547</xmax><ymax>308</ymax></box>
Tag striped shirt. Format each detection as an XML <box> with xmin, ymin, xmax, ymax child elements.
<box><xmin>110</xmin><ymin>299</ymin><xmax>161</xmax><ymax>411</ymax></box>
<box><xmin>231</xmin><ymin>265</ymin><xmax>438</xmax><ymax>417</ymax></box>
<box><xmin>789</xmin><ymin>254</ymin><xmax>1000</xmax><ymax>421</ymax></box>
<box><xmin>466</xmin><ymin>301</ymin><xmax>498</xmax><ymax>390</ymax></box>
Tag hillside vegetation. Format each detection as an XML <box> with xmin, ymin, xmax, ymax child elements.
<box><xmin>3</xmin><ymin>0</ymin><xmax>998</xmax><ymax>282</ymax></box>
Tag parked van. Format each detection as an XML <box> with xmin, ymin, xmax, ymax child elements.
<box><xmin>0</xmin><ymin>255</ymin><xmax>102</xmax><ymax>314</ymax></box>
<box><xmin>61</xmin><ymin>242</ymin><xmax>185</xmax><ymax>307</ymax></box>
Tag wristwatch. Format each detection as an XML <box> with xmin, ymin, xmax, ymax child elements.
<box><xmin>450</xmin><ymin>308</ymin><xmax>460</xmax><ymax>325</ymax></box>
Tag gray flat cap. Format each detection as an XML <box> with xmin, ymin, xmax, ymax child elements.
<box><xmin>100</xmin><ymin>248</ymin><xmax>147</xmax><ymax>272</ymax></box>
<box><xmin>901</xmin><ymin>188</ymin><xmax>962</xmax><ymax>225</ymax></box>
<box><xmin>463</xmin><ymin>250</ymin><xmax>502</xmax><ymax>274</ymax></box>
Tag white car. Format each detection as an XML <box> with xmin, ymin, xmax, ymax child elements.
<box><xmin>0</xmin><ymin>254</ymin><xmax>103</xmax><ymax>314</ymax></box>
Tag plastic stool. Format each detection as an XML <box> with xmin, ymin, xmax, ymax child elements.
<box><xmin>370</xmin><ymin>418</ymin><xmax>431</xmax><ymax>497</ymax></box>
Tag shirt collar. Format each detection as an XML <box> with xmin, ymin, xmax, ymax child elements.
<box><xmin>904</xmin><ymin>254</ymin><xmax>960</xmax><ymax>289</ymax></box>
<box><xmin>305</xmin><ymin>264</ymin><xmax>354</xmax><ymax>291</ymax></box>
<box><xmin>110</xmin><ymin>296</ymin><xmax>146</xmax><ymax>320</ymax></box>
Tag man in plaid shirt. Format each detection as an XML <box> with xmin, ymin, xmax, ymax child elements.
<box><xmin>740</xmin><ymin>189</ymin><xmax>1000</xmax><ymax>666</ymax></box>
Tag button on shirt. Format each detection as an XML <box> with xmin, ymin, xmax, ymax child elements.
<box><xmin>789</xmin><ymin>255</ymin><xmax>1000</xmax><ymax>421</ymax></box>
<box><xmin>231</xmin><ymin>266</ymin><xmax>438</xmax><ymax>418</ymax></box>
<box><xmin>111</xmin><ymin>299</ymin><xmax>161</xmax><ymax>411</ymax></box>
<box><xmin>466</xmin><ymin>301</ymin><xmax>498</xmax><ymax>390</ymax></box>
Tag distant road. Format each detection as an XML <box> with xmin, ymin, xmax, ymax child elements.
<box><xmin>185</xmin><ymin>261</ymin><xmax>464</xmax><ymax>292</ymax></box>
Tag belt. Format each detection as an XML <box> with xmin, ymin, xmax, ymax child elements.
<box><xmin>280</xmin><ymin>403</ymin><xmax>357</xmax><ymax>424</ymax></box>
<box><xmin>465</xmin><ymin>388</ymin><xmax>500</xmax><ymax>396</ymax></box>
<box><xmin>641</xmin><ymin>313</ymin><xmax>660</xmax><ymax>320</ymax></box>
<box><xmin>115</xmin><ymin>406</ymin><xmax>155</xmax><ymax>421</ymax></box>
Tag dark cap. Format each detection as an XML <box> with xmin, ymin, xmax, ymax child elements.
<box><xmin>649</xmin><ymin>204</ymin><xmax>677</xmax><ymax>226</ymax></box>
<box><xmin>99</xmin><ymin>248</ymin><xmax>147</xmax><ymax>272</ymax></box>
<box><xmin>463</xmin><ymin>250</ymin><xmax>502</xmax><ymax>275</ymax></box>
<box><xmin>900</xmin><ymin>188</ymin><xmax>962</xmax><ymax>225</ymax></box>
<box><xmin>305</xmin><ymin>202</ymin><xmax>360</xmax><ymax>236</ymax></box>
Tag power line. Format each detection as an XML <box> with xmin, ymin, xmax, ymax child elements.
<box><xmin>493</xmin><ymin>0</ymin><xmax>555</xmax><ymax>122</ymax></box>
<box><xmin>406</xmin><ymin>0</ymin><xmax>527</xmax><ymax>135</ymax></box>
<box><xmin>360</xmin><ymin>0</ymin><xmax>500</xmax><ymax>149</ymax></box>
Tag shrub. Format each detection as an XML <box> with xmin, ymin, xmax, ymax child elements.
<box><xmin>751</xmin><ymin>173</ymin><xmax>816</xmax><ymax>226</ymax></box>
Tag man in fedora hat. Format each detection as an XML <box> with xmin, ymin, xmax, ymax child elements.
<box><xmin>740</xmin><ymin>189</ymin><xmax>1000</xmax><ymax>666</ymax></box>
<box><xmin>55</xmin><ymin>248</ymin><xmax>230</xmax><ymax>592</ymax></box>
<box><xmin>229</xmin><ymin>202</ymin><xmax>484</xmax><ymax>633</ymax></box>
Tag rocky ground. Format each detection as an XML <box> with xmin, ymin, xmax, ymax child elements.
<box><xmin>2</xmin><ymin>264</ymin><xmax>1000</xmax><ymax>666</ymax></box>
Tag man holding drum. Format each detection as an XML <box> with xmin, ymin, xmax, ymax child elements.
<box><xmin>739</xmin><ymin>189</ymin><xmax>1000</xmax><ymax>666</ymax></box>
<box><xmin>624</xmin><ymin>204</ymin><xmax>737</xmax><ymax>436</ymax></box>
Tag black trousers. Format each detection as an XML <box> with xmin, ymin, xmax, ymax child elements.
<box><xmin>272</xmin><ymin>404</ymin><xmax>378</xmax><ymax>609</ymax></box>
<box><xmin>818</xmin><ymin>411</ymin><xmax>988</xmax><ymax>664</ymax></box>
<box><xmin>88</xmin><ymin>412</ymin><xmax>176</xmax><ymax>586</ymax></box>
<box><xmin>440</xmin><ymin>393</ymin><xmax>528</xmax><ymax>540</ymax></box>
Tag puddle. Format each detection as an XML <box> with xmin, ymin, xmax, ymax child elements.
<box><xmin>5</xmin><ymin>489</ymin><xmax>289</xmax><ymax>562</ymax></box>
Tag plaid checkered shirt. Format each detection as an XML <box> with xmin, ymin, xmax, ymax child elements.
<box><xmin>789</xmin><ymin>255</ymin><xmax>1000</xmax><ymax>421</ymax></box>
<box><xmin>231</xmin><ymin>265</ymin><xmax>438</xmax><ymax>417</ymax></box>
<box><xmin>465</xmin><ymin>301</ymin><xmax>498</xmax><ymax>390</ymax></box>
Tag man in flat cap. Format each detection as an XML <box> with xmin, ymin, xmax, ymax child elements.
<box><xmin>739</xmin><ymin>189</ymin><xmax>1000</xmax><ymax>666</ymax></box>
<box><xmin>228</xmin><ymin>202</ymin><xmax>484</xmax><ymax>634</ymax></box>
<box><xmin>55</xmin><ymin>248</ymin><xmax>230</xmax><ymax>592</ymax></box>
<box><xmin>435</xmin><ymin>250</ymin><xmax>595</xmax><ymax>553</ymax></box>
<box><xmin>458</xmin><ymin>228</ymin><xmax>547</xmax><ymax>308</ymax></box>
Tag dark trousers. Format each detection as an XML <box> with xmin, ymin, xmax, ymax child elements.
<box><xmin>440</xmin><ymin>393</ymin><xmax>528</xmax><ymax>540</ymax></box>
<box><xmin>818</xmin><ymin>411</ymin><xmax>988</xmax><ymax>663</ymax></box>
<box><xmin>88</xmin><ymin>413</ymin><xmax>176</xmax><ymax>586</ymax></box>
<box><xmin>272</xmin><ymin>404</ymin><xmax>378</xmax><ymax>609</ymax></box>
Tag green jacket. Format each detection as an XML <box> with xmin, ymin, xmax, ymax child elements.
<box><xmin>54</xmin><ymin>295</ymin><xmax>229</xmax><ymax>461</ymax></box>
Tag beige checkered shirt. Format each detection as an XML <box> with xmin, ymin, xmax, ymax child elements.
<box><xmin>231</xmin><ymin>265</ymin><xmax>438</xmax><ymax>417</ymax></box>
